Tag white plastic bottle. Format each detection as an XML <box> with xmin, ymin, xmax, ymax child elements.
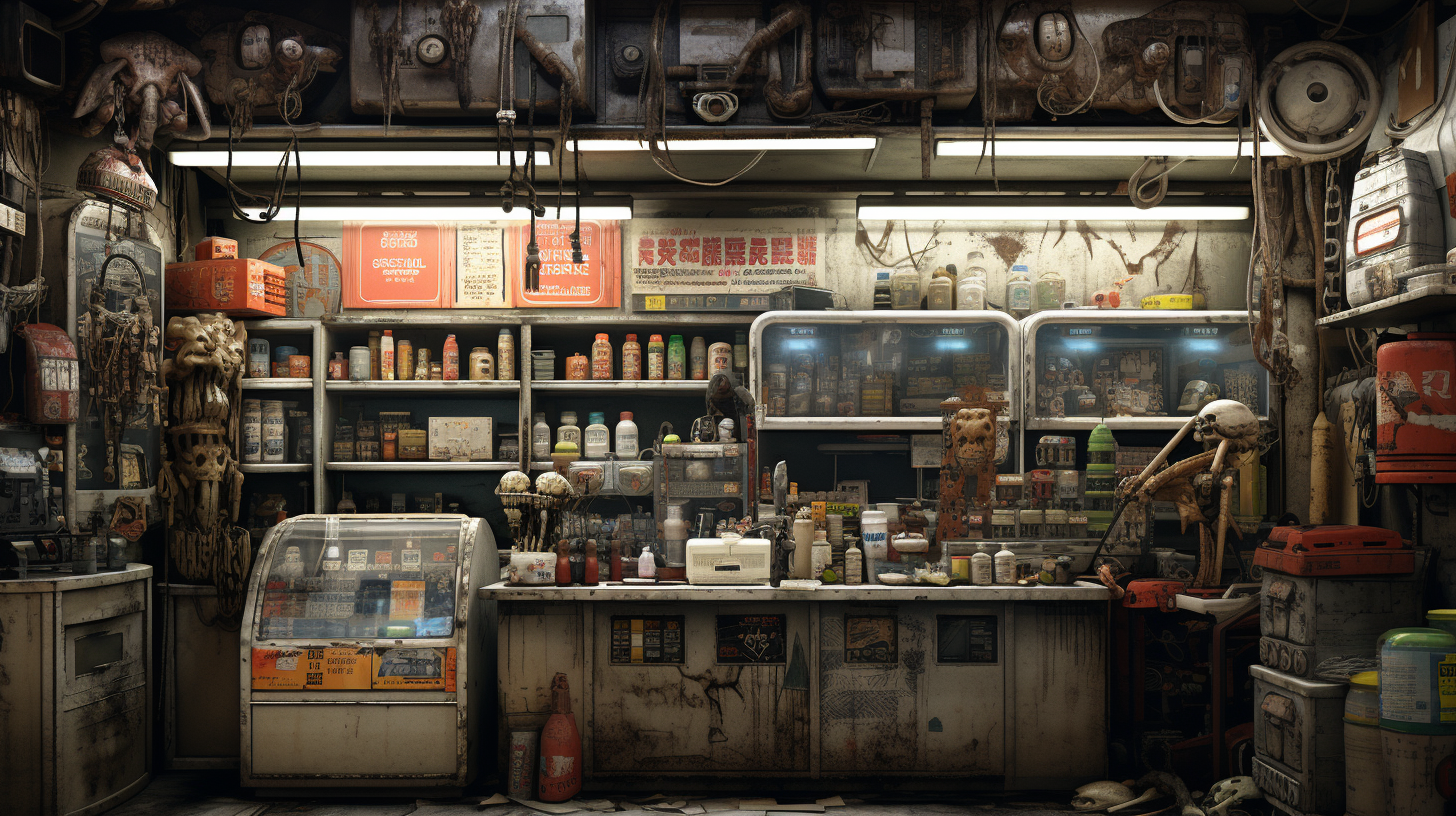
<box><xmin>615</xmin><ymin>411</ymin><xmax>639</xmax><ymax>460</ymax></box>
<box><xmin>994</xmin><ymin>544</ymin><xmax>1017</xmax><ymax>585</ymax></box>
<box><xmin>638</xmin><ymin>545</ymin><xmax>657</xmax><ymax>579</ymax></box>
<box><xmin>971</xmin><ymin>542</ymin><xmax>993</xmax><ymax>586</ymax></box>
<box><xmin>531</xmin><ymin>412</ymin><xmax>551</xmax><ymax>460</ymax></box>
<box><xmin>958</xmin><ymin>252</ymin><xmax>988</xmax><ymax>310</ymax></box>
<box><xmin>844</xmin><ymin>544</ymin><xmax>863</xmax><ymax>585</ymax></box>
<box><xmin>860</xmin><ymin>510</ymin><xmax>888</xmax><ymax>584</ymax></box>
<box><xmin>583</xmin><ymin>412</ymin><xmax>610</xmax><ymax>459</ymax></box>
<box><xmin>557</xmin><ymin>411</ymin><xmax>581</xmax><ymax>449</ymax></box>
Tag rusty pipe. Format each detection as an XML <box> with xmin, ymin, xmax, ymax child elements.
<box><xmin>765</xmin><ymin>2</ymin><xmax>814</xmax><ymax>118</ymax></box>
<box><xmin>726</xmin><ymin>1</ymin><xmax>811</xmax><ymax>87</ymax></box>
<box><xmin>515</xmin><ymin>26</ymin><xmax>583</xmax><ymax>108</ymax></box>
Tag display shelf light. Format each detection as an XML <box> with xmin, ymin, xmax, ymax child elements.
<box><xmin>569</xmin><ymin>137</ymin><xmax>878</xmax><ymax>152</ymax></box>
<box><xmin>238</xmin><ymin>201</ymin><xmax>633</xmax><ymax>222</ymax></box>
<box><xmin>936</xmin><ymin>138</ymin><xmax>1286</xmax><ymax>158</ymax></box>
<box><xmin>856</xmin><ymin>196</ymin><xmax>1250</xmax><ymax>222</ymax></box>
<box><xmin>170</xmin><ymin>149</ymin><xmax>551</xmax><ymax>167</ymax></box>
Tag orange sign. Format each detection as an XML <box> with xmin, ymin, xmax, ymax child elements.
<box><xmin>251</xmin><ymin>646</ymin><xmax>372</xmax><ymax>690</ymax></box>
<box><xmin>508</xmin><ymin>220</ymin><xmax>621</xmax><ymax>308</ymax></box>
<box><xmin>342</xmin><ymin>223</ymin><xmax>455</xmax><ymax>308</ymax></box>
<box><xmin>371</xmin><ymin>647</ymin><xmax>456</xmax><ymax>690</ymax></box>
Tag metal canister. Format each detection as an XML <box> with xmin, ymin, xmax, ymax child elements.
<box><xmin>708</xmin><ymin>342</ymin><xmax>732</xmax><ymax>378</ymax></box>
<box><xmin>348</xmin><ymin>347</ymin><xmax>370</xmax><ymax>381</ymax></box>
<box><xmin>287</xmin><ymin>354</ymin><xmax>310</xmax><ymax>379</ymax></box>
<box><xmin>272</xmin><ymin>345</ymin><xmax>298</xmax><ymax>378</ymax></box>
<box><xmin>261</xmin><ymin>400</ymin><xmax>286</xmax><ymax>462</ymax></box>
<box><xmin>1345</xmin><ymin>147</ymin><xmax>1444</xmax><ymax>307</ymax></box>
<box><xmin>242</xmin><ymin>399</ymin><xmax>262</xmax><ymax>463</ymax></box>
<box><xmin>1377</xmin><ymin>333</ymin><xmax>1456</xmax><ymax>483</ymax></box>
<box><xmin>247</xmin><ymin>338</ymin><xmax>270</xmax><ymax>378</ymax></box>
<box><xmin>1345</xmin><ymin>671</ymin><xmax>1384</xmax><ymax>816</ymax></box>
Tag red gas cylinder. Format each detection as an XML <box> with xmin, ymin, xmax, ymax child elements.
<box><xmin>537</xmin><ymin>673</ymin><xmax>582</xmax><ymax>802</ymax></box>
<box><xmin>1377</xmin><ymin>332</ymin><xmax>1456</xmax><ymax>483</ymax></box>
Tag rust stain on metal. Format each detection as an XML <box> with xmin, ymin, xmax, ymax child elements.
<box><xmin>985</xmin><ymin>234</ymin><xmax>1027</xmax><ymax>269</ymax></box>
<box><xmin>1077</xmin><ymin>221</ymin><xmax>1189</xmax><ymax>284</ymax></box>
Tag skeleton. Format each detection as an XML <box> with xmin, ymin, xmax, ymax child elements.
<box><xmin>1116</xmin><ymin>399</ymin><xmax>1263</xmax><ymax>587</ymax></box>
<box><xmin>157</xmin><ymin>314</ymin><xmax>251</xmax><ymax>621</ymax></box>
<box><xmin>1203</xmin><ymin>776</ymin><xmax>1260</xmax><ymax>816</ymax></box>
<box><xmin>72</xmin><ymin>31</ymin><xmax>212</xmax><ymax>153</ymax></box>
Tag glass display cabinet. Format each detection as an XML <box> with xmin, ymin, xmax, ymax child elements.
<box><xmin>239</xmin><ymin>514</ymin><xmax>492</xmax><ymax>792</ymax></box>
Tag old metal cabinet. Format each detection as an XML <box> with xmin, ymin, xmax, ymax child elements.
<box><xmin>0</xmin><ymin>565</ymin><xmax>153</xmax><ymax>816</ymax></box>
<box><xmin>1259</xmin><ymin>561</ymin><xmax>1423</xmax><ymax>678</ymax></box>
<box><xmin>163</xmin><ymin>584</ymin><xmax>241</xmax><ymax>768</ymax></box>
<box><xmin>239</xmin><ymin>514</ymin><xmax>493</xmax><ymax>792</ymax></box>
<box><xmin>1251</xmin><ymin>664</ymin><xmax>1346</xmax><ymax>816</ymax></box>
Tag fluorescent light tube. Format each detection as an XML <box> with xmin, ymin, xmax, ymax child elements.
<box><xmin>857</xmin><ymin>204</ymin><xmax>1250</xmax><ymax>221</ymax></box>
<box><xmin>239</xmin><ymin>206</ymin><xmax>633</xmax><ymax>222</ymax></box>
<box><xmin>936</xmin><ymin>139</ymin><xmax>1285</xmax><ymax>158</ymax></box>
<box><xmin>570</xmin><ymin>137</ymin><xmax>878</xmax><ymax>152</ymax></box>
<box><xmin>170</xmin><ymin>150</ymin><xmax>551</xmax><ymax>167</ymax></box>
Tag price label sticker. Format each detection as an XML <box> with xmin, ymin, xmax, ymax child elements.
<box><xmin>645</xmin><ymin>295</ymin><xmax>666</xmax><ymax>311</ymax></box>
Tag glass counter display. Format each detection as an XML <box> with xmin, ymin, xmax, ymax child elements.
<box><xmin>1024</xmin><ymin>310</ymin><xmax>1270</xmax><ymax>431</ymax></box>
<box><xmin>239</xmin><ymin>514</ymin><xmax>493</xmax><ymax>792</ymax></box>
<box><xmin>749</xmin><ymin>310</ymin><xmax>1020</xmax><ymax>431</ymax></box>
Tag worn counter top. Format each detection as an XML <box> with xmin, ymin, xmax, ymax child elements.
<box><xmin>479</xmin><ymin>580</ymin><xmax>1112</xmax><ymax>602</ymax></box>
<box><xmin>0</xmin><ymin>563</ymin><xmax>153</xmax><ymax>592</ymax></box>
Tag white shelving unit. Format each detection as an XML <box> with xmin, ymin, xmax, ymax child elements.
<box><xmin>241</xmin><ymin>378</ymin><xmax>313</xmax><ymax>390</ymax></box>
<box><xmin>239</xmin><ymin>463</ymin><xmax>313</xmax><ymax>474</ymax></box>
<box><xmin>324</xmin><ymin>461</ymin><xmax>524</xmax><ymax>472</ymax></box>
<box><xmin>324</xmin><ymin>380</ymin><xmax>522</xmax><ymax>393</ymax></box>
<box><xmin>240</xmin><ymin>319</ymin><xmax>324</xmax><ymax>511</ymax></box>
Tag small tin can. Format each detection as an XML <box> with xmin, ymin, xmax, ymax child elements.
<box><xmin>708</xmin><ymin>342</ymin><xmax>732</xmax><ymax>377</ymax></box>
<box><xmin>429</xmin><ymin>362</ymin><xmax>444</xmax><ymax>380</ymax></box>
<box><xmin>247</xmin><ymin>338</ymin><xmax>270</xmax><ymax>378</ymax></box>
<box><xmin>348</xmin><ymin>347</ymin><xmax>371</xmax><ymax>381</ymax></box>
<box><xmin>288</xmin><ymin>354</ymin><xmax>310</xmax><ymax>379</ymax></box>
<box><xmin>328</xmin><ymin>352</ymin><xmax>348</xmax><ymax>381</ymax></box>
<box><xmin>566</xmin><ymin>354</ymin><xmax>589</xmax><ymax>380</ymax></box>
<box><xmin>272</xmin><ymin>345</ymin><xmax>297</xmax><ymax>379</ymax></box>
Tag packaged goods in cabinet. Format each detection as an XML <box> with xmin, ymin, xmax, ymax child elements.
<box><xmin>165</xmin><ymin>257</ymin><xmax>286</xmax><ymax>317</ymax></box>
<box><xmin>242</xmin><ymin>399</ymin><xmax>262</xmax><ymax>463</ymax></box>
<box><xmin>558</xmin><ymin>412</ymin><xmax>581</xmax><ymax>449</ymax></box>
<box><xmin>690</xmin><ymin>336</ymin><xmax>707</xmax><ymax>379</ymax></box>
<box><xmin>565</xmin><ymin>354</ymin><xmax>588</xmax><ymax>380</ymax></box>
<box><xmin>397</xmin><ymin>338</ymin><xmax>414</xmax><ymax>380</ymax></box>
<box><xmin>429</xmin><ymin>362</ymin><xmax>443</xmax><ymax>380</ymax></box>
<box><xmin>764</xmin><ymin>389</ymin><xmax>787</xmax><ymax>416</ymax></box>
<box><xmin>286</xmin><ymin>409</ymin><xmax>313</xmax><ymax>463</ymax></box>
<box><xmin>261</xmin><ymin>400</ymin><xmax>285</xmax><ymax>462</ymax></box>
<box><xmin>248</xmin><ymin>338</ymin><xmax>269</xmax><ymax>378</ymax></box>
<box><xmin>861</xmin><ymin>374</ymin><xmax>894</xmax><ymax>416</ymax></box>
<box><xmin>667</xmin><ymin>335</ymin><xmax>686</xmax><ymax>380</ymax></box>
<box><xmin>709</xmin><ymin>342</ymin><xmax>732</xmax><ymax>378</ymax></box>
<box><xmin>428</xmin><ymin>417</ymin><xmax>493</xmax><ymax>461</ymax></box>
<box><xmin>272</xmin><ymin>345</ymin><xmax>297</xmax><ymax>378</ymax></box>
<box><xmin>383</xmin><ymin>431</ymin><xmax>397</xmax><ymax>460</ymax></box>
<box><xmin>332</xmin><ymin>417</ymin><xmax>355</xmax><ymax>461</ymax></box>
<box><xmin>356</xmin><ymin>418</ymin><xmax>380</xmax><ymax>461</ymax></box>
<box><xmin>622</xmin><ymin>335</ymin><xmax>641</xmax><ymax>380</ymax></box>
<box><xmin>497</xmin><ymin>328</ymin><xmax>515</xmax><ymax>380</ymax></box>
<box><xmin>380</xmin><ymin>331</ymin><xmax>395</xmax><ymax>380</ymax></box>
<box><xmin>348</xmin><ymin>347</ymin><xmax>369</xmax><ymax>381</ymax></box>
<box><xmin>368</xmin><ymin>331</ymin><xmax>381</xmax><ymax>379</ymax></box>
<box><xmin>591</xmin><ymin>333</ymin><xmax>612</xmax><ymax>379</ymax></box>
<box><xmin>288</xmin><ymin>355</ymin><xmax>310</xmax><ymax>379</ymax></box>
<box><xmin>328</xmin><ymin>352</ymin><xmax>348</xmax><ymax>380</ymax></box>
<box><xmin>499</xmin><ymin>434</ymin><xmax>519</xmax><ymax>462</ymax></box>
<box><xmin>647</xmin><ymin>334</ymin><xmax>665</xmax><ymax>380</ymax></box>
<box><xmin>442</xmin><ymin>334</ymin><xmax>459</xmax><ymax>380</ymax></box>
<box><xmin>836</xmin><ymin>378</ymin><xmax>861</xmax><ymax>416</ymax></box>
<box><xmin>469</xmin><ymin>347</ymin><xmax>494</xmax><ymax>380</ymax></box>
<box><xmin>194</xmin><ymin>236</ymin><xmax>238</xmax><ymax>260</ymax></box>
<box><xmin>379</xmin><ymin>412</ymin><xmax>412</xmax><ymax>441</ymax></box>
<box><xmin>398</xmin><ymin>428</ymin><xmax>429</xmax><ymax>460</ymax></box>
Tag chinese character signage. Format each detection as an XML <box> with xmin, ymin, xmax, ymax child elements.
<box><xmin>628</xmin><ymin>219</ymin><xmax>823</xmax><ymax>294</ymax></box>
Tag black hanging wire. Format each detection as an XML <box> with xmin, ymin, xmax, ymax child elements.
<box><xmin>524</xmin><ymin>63</ymin><xmax>541</xmax><ymax>291</ymax></box>
<box><xmin>221</xmin><ymin>70</ymin><xmax>315</xmax><ymax>270</ymax></box>
<box><xmin>570</xmin><ymin>136</ymin><xmax>583</xmax><ymax>264</ymax></box>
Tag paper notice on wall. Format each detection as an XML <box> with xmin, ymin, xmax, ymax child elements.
<box><xmin>507</xmin><ymin>220</ymin><xmax>622</xmax><ymax>308</ymax></box>
<box><xmin>456</xmin><ymin>225</ymin><xmax>507</xmax><ymax>307</ymax></box>
<box><xmin>341</xmin><ymin>222</ymin><xmax>455</xmax><ymax>308</ymax></box>
<box><xmin>628</xmin><ymin>219</ymin><xmax>823</xmax><ymax>294</ymax></box>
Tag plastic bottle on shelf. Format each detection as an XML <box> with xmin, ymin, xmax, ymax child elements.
<box><xmin>971</xmin><ymin>542</ymin><xmax>993</xmax><ymax>585</ymax></box>
<box><xmin>498</xmin><ymin>328</ymin><xmax>516</xmax><ymax>380</ymax></box>
<box><xmin>397</xmin><ymin>338</ymin><xmax>414</xmax><ymax>380</ymax></box>
<box><xmin>890</xmin><ymin>268</ymin><xmax>921</xmax><ymax>309</ymax></box>
<box><xmin>690</xmin><ymin>336</ymin><xmax>708</xmax><ymax>379</ymax></box>
<box><xmin>368</xmin><ymin>331</ymin><xmax>381</xmax><ymax>380</ymax></box>
<box><xmin>380</xmin><ymin>331</ymin><xmax>395</xmax><ymax>380</ymax></box>
<box><xmin>958</xmin><ymin>253</ymin><xmax>988</xmax><ymax>310</ymax></box>
<box><xmin>647</xmin><ymin>334</ymin><xmax>666</xmax><ymax>380</ymax></box>
<box><xmin>927</xmin><ymin>269</ymin><xmax>954</xmax><ymax>310</ymax></box>
<box><xmin>861</xmin><ymin>510</ymin><xmax>888</xmax><ymax>583</ymax></box>
<box><xmin>667</xmin><ymin>335</ymin><xmax>687</xmax><ymax>380</ymax></box>
<box><xmin>584</xmin><ymin>412</ymin><xmax>609</xmax><ymax>459</ymax></box>
<box><xmin>994</xmin><ymin>544</ymin><xmax>1017</xmax><ymax>585</ymax></box>
<box><xmin>1006</xmin><ymin>264</ymin><xmax>1034</xmax><ymax>317</ymax></box>
<box><xmin>591</xmin><ymin>333</ymin><xmax>613</xmax><ymax>380</ymax></box>
<box><xmin>532</xmin><ymin>412</ymin><xmax>551</xmax><ymax>460</ymax></box>
<box><xmin>708</xmin><ymin>342</ymin><xmax>732</xmax><ymax>378</ymax></box>
<box><xmin>621</xmin><ymin>334</ymin><xmax>642</xmax><ymax>380</ymax></box>
<box><xmin>438</xmin><ymin>335</ymin><xmax>456</xmax><ymax>380</ymax></box>
<box><xmin>1035</xmin><ymin>267</ymin><xmax>1066</xmax><ymax>312</ymax></box>
<box><xmin>557</xmin><ymin>411</ymin><xmax>581</xmax><ymax>449</ymax></box>
<box><xmin>615</xmin><ymin>412</ymin><xmax>639</xmax><ymax>460</ymax></box>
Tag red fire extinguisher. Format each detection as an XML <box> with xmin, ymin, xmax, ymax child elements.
<box><xmin>538</xmin><ymin>673</ymin><xmax>582</xmax><ymax>802</ymax></box>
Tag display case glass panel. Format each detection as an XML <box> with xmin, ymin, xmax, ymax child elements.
<box><xmin>752</xmin><ymin>312</ymin><xmax>1019</xmax><ymax>419</ymax></box>
<box><xmin>1028</xmin><ymin>311</ymin><xmax>1269</xmax><ymax>424</ymax></box>
<box><xmin>253</xmin><ymin>517</ymin><xmax>465</xmax><ymax>641</ymax></box>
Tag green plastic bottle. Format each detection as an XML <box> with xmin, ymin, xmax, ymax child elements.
<box><xmin>666</xmin><ymin>335</ymin><xmax>687</xmax><ymax>380</ymax></box>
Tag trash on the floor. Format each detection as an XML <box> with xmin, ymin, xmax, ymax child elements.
<box><xmin>479</xmin><ymin>793</ymin><xmax>511</xmax><ymax>807</ymax></box>
<box><xmin>1071</xmin><ymin>780</ymin><xmax>1139</xmax><ymax>811</ymax></box>
<box><xmin>1203</xmin><ymin>776</ymin><xmax>1261</xmax><ymax>816</ymax></box>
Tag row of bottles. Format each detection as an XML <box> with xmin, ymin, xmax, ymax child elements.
<box><xmin>560</xmin><ymin>332</ymin><xmax>747</xmax><ymax>381</ymax></box>
<box><xmin>336</xmin><ymin>328</ymin><xmax>517</xmax><ymax>381</ymax></box>
<box><xmin>872</xmin><ymin>255</ymin><xmax>1067</xmax><ymax>316</ymax></box>
<box><xmin>532</xmin><ymin>411</ymin><xmax>639</xmax><ymax>460</ymax></box>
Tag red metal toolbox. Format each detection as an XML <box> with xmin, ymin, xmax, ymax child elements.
<box><xmin>1254</xmin><ymin>524</ymin><xmax>1411</xmax><ymax>576</ymax></box>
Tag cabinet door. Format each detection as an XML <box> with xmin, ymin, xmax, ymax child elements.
<box><xmin>591</xmin><ymin>604</ymin><xmax>812</xmax><ymax>774</ymax></box>
<box><xmin>59</xmin><ymin>684</ymin><xmax>148</xmax><ymax>816</ymax></box>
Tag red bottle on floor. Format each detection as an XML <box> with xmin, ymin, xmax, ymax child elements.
<box><xmin>538</xmin><ymin>673</ymin><xmax>582</xmax><ymax>802</ymax></box>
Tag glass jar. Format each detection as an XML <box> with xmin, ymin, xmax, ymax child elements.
<box><xmin>497</xmin><ymin>328</ymin><xmax>516</xmax><ymax>380</ymax></box>
<box><xmin>1006</xmin><ymin>264</ymin><xmax>1033</xmax><ymax>316</ymax></box>
<box><xmin>591</xmin><ymin>333</ymin><xmax>613</xmax><ymax>380</ymax></box>
<box><xmin>469</xmin><ymin>347</ymin><xmax>495</xmax><ymax>380</ymax></box>
<box><xmin>890</xmin><ymin>268</ymin><xmax>921</xmax><ymax>309</ymax></box>
<box><xmin>622</xmin><ymin>334</ymin><xmax>642</xmax><ymax>380</ymax></box>
<box><xmin>557</xmin><ymin>411</ymin><xmax>581</xmax><ymax>449</ymax></box>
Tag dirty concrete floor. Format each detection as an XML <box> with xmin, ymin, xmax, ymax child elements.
<box><xmin>108</xmin><ymin>772</ymin><xmax>1103</xmax><ymax>816</ymax></box>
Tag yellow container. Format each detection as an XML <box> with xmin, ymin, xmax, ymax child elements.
<box><xmin>1140</xmin><ymin>293</ymin><xmax>1205</xmax><ymax>309</ymax></box>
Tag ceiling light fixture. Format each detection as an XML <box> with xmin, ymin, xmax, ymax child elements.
<box><xmin>170</xmin><ymin>149</ymin><xmax>551</xmax><ymax>167</ymax></box>
<box><xmin>936</xmin><ymin>139</ymin><xmax>1285</xmax><ymax>158</ymax></box>
<box><xmin>238</xmin><ymin>204</ymin><xmax>633</xmax><ymax>222</ymax></box>
<box><xmin>569</xmin><ymin>137</ymin><xmax>878</xmax><ymax>152</ymax></box>
<box><xmin>857</xmin><ymin>196</ymin><xmax>1250</xmax><ymax>222</ymax></box>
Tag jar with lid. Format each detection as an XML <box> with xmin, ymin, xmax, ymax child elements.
<box><xmin>1035</xmin><ymin>267</ymin><xmax>1066</xmax><ymax>312</ymax></box>
<box><xmin>873</xmin><ymin>270</ymin><xmax>892</xmax><ymax>309</ymax></box>
<box><xmin>958</xmin><ymin>252</ymin><xmax>988</xmax><ymax>310</ymax></box>
<box><xmin>690</xmin><ymin>337</ymin><xmax>708</xmax><ymax>379</ymax></box>
<box><xmin>647</xmin><ymin>335</ymin><xmax>665</xmax><ymax>380</ymax></box>
<box><xmin>708</xmin><ymin>342</ymin><xmax>732</xmax><ymax>378</ymax></box>
<box><xmin>584</xmin><ymin>412</ymin><xmax>610</xmax><ymax>459</ymax></box>
<box><xmin>591</xmin><ymin>333</ymin><xmax>613</xmax><ymax>380</ymax></box>
<box><xmin>328</xmin><ymin>352</ymin><xmax>349</xmax><ymax>380</ymax></box>
<box><xmin>442</xmin><ymin>334</ymin><xmax>460</xmax><ymax>380</ymax></box>
<box><xmin>890</xmin><ymin>268</ymin><xmax>921</xmax><ymax>309</ymax></box>
<box><xmin>497</xmin><ymin>328</ymin><xmax>516</xmax><ymax>380</ymax></box>
<box><xmin>667</xmin><ymin>335</ymin><xmax>687</xmax><ymax>380</ymax></box>
<box><xmin>565</xmin><ymin>354</ymin><xmax>589</xmax><ymax>380</ymax></box>
<box><xmin>532</xmin><ymin>412</ymin><xmax>551</xmax><ymax>460</ymax></box>
<box><xmin>397</xmin><ymin>338</ymin><xmax>414</xmax><ymax>380</ymax></box>
<box><xmin>557</xmin><ymin>411</ymin><xmax>581</xmax><ymax>449</ymax></box>
<box><xmin>1006</xmin><ymin>264</ymin><xmax>1034</xmax><ymax>316</ymax></box>
<box><xmin>621</xmin><ymin>334</ymin><xmax>642</xmax><ymax>380</ymax></box>
<box><xmin>348</xmin><ymin>347</ymin><xmax>370</xmax><ymax>381</ymax></box>
<box><xmin>414</xmin><ymin>347</ymin><xmax>431</xmax><ymax>379</ymax></box>
<box><xmin>469</xmin><ymin>347</ymin><xmax>495</xmax><ymax>380</ymax></box>
<box><xmin>927</xmin><ymin>269</ymin><xmax>954</xmax><ymax>310</ymax></box>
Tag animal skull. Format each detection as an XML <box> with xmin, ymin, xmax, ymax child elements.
<box><xmin>1193</xmin><ymin>398</ymin><xmax>1260</xmax><ymax>452</ymax></box>
<box><xmin>1204</xmin><ymin>775</ymin><xmax>1261</xmax><ymax>816</ymax></box>
<box><xmin>951</xmin><ymin>407</ymin><xmax>996</xmax><ymax>466</ymax></box>
<box><xmin>1071</xmin><ymin>780</ymin><xmax>1137</xmax><ymax>811</ymax></box>
<box><xmin>73</xmin><ymin>32</ymin><xmax>212</xmax><ymax>152</ymax></box>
